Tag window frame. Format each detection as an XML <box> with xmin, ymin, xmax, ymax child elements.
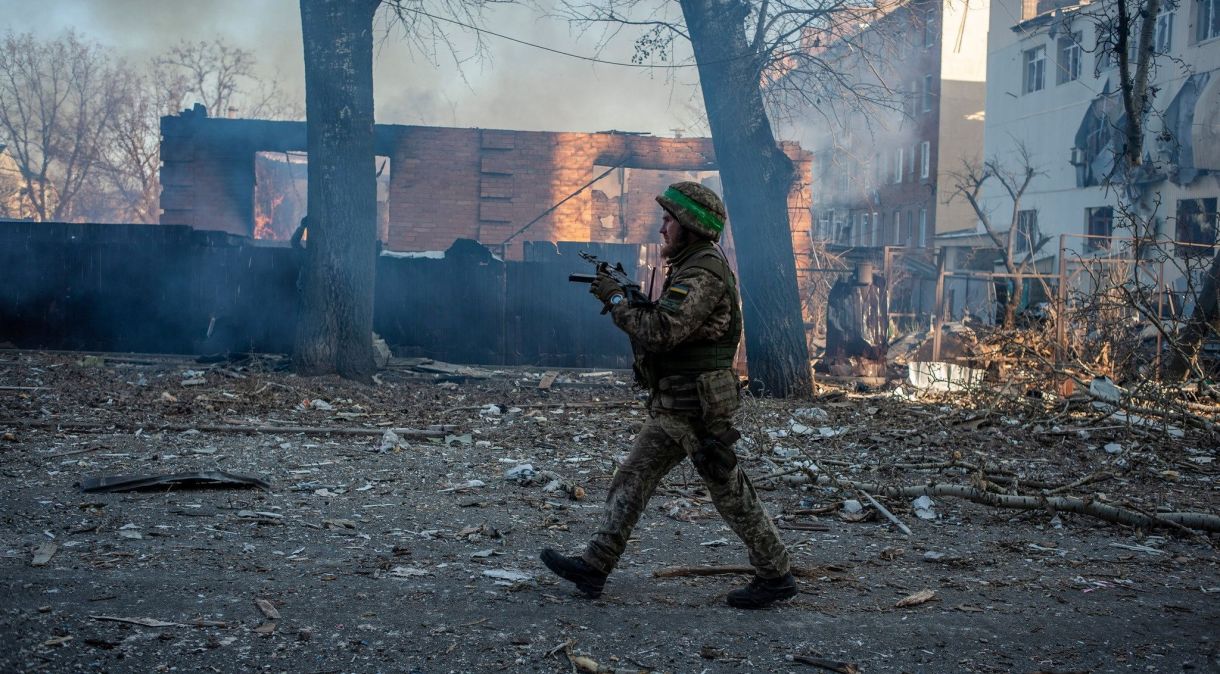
<box><xmin>1175</xmin><ymin>197</ymin><xmax>1218</xmax><ymax>256</ymax></box>
<box><xmin>1197</xmin><ymin>0</ymin><xmax>1220</xmax><ymax>43</ymax></box>
<box><xmin>894</xmin><ymin>147</ymin><xmax>905</xmax><ymax>183</ymax></box>
<box><xmin>920</xmin><ymin>141</ymin><xmax>931</xmax><ymax>179</ymax></box>
<box><xmin>1155</xmin><ymin>9</ymin><xmax>1175</xmax><ymax>52</ymax></box>
<box><xmin>922</xmin><ymin>74</ymin><xmax>934</xmax><ymax>112</ymax></box>
<box><xmin>1016</xmin><ymin>209</ymin><xmax>1039</xmax><ymax>254</ymax></box>
<box><xmin>1057</xmin><ymin>32</ymin><xmax>1082</xmax><ymax>84</ymax></box>
<box><xmin>1086</xmin><ymin>206</ymin><xmax>1114</xmax><ymax>250</ymax></box>
<box><xmin>1024</xmin><ymin>45</ymin><xmax>1047</xmax><ymax>93</ymax></box>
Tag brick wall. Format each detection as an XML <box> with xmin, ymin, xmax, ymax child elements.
<box><xmin>160</xmin><ymin>112</ymin><xmax>815</xmax><ymax>261</ymax></box>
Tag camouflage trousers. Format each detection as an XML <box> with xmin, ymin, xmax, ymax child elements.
<box><xmin>582</xmin><ymin>410</ymin><xmax>791</xmax><ymax>579</ymax></box>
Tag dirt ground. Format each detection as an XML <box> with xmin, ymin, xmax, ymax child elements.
<box><xmin>1</xmin><ymin>350</ymin><xmax>1217</xmax><ymax>674</ymax></box>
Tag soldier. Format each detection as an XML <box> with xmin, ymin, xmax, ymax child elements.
<box><xmin>540</xmin><ymin>182</ymin><xmax>796</xmax><ymax>609</ymax></box>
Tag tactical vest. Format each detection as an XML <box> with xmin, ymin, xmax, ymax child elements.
<box><xmin>653</xmin><ymin>242</ymin><xmax>742</xmax><ymax>378</ymax></box>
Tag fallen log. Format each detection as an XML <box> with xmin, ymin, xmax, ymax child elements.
<box><xmin>652</xmin><ymin>565</ymin><xmax>839</xmax><ymax>579</ymax></box>
<box><xmin>791</xmin><ymin>655</ymin><xmax>860</xmax><ymax>674</ymax></box>
<box><xmin>2</xmin><ymin>418</ymin><xmax>449</xmax><ymax>437</ymax></box>
<box><xmin>797</xmin><ymin>469</ymin><xmax>1220</xmax><ymax>534</ymax></box>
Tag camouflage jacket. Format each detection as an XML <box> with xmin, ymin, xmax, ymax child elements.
<box><xmin>609</xmin><ymin>241</ymin><xmax>739</xmax><ymax>368</ymax></box>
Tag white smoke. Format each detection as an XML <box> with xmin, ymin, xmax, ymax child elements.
<box><xmin>1</xmin><ymin>0</ymin><xmax>703</xmax><ymax>135</ymax></box>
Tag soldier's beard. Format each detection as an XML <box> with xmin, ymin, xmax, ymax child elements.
<box><xmin>661</xmin><ymin>228</ymin><xmax>690</xmax><ymax>259</ymax></box>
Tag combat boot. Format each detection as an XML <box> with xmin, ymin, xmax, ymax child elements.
<box><xmin>726</xmin><ymin>573</ymin><xmax>797</xmax><ymax>609</ymax></box>
<box><xmin>540</xmin><ymin>549</ymin><xmax>608</xmax><ymax>598</ymax></box>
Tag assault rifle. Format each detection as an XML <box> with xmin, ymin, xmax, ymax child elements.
<box><xmin>568</xmin><ymin>251</ymin><xmax>652</xmax><ymax>311</ymax></box>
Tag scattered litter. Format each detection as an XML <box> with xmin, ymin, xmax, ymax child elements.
<box><xmin>89</xmin><ymin>615</ymin><xmax>188</xmax><ymax>628</ymax></box>
<box><xmin>1089</xmin><ymin>376</ymin><xmax>1123</xmax><ymax>403</ymax></box>
<box><xmin>1103</xmin><ymin>442</ymin><xmax>1123</xmax><ymax>454</ymax></box>
<box><xmin>252</xmin><ymin>621</ymin><xmax>277</xmax><ymax>636</ymax></box>
<box><xmin>323</xmin><ymin>518</ymin><xmax>358</xmax><ymax>530</ymax></box>
<box><xmin>389</xmin><ymin>566</ymin><xmax>431</xmax><ymax>578</ymax></box>
<box><xmin>793</xmin><ymin>407</ymin><xmax>830</xmax><ymax>422</ymax></box>
<box><xmin>470</xmin><ymin>549</ymin><xmax>502</xmax><ymax>559</ymax></box>
<box><xmin>79</xmin><ymin>470</ymin><xmax>271</xmax><ymax>493</ymax></box>
<box><xmin>30</xmin><ymin>542</ymin><xmax>57</xmax><ymax>567</ymax></box>
<box><xmin>912</xmin><ymin>495</ymin><xmax>937</xmax><ymax>520</ymax></box>
<box><xmin>254</xmin><ymin>599</ymin><xmax>280</xmax><ymax>620</ymax></box>
<box><xmin>40</xmin><ymin>636</ymin><xmax>73</xmax><ymax>648</ymax></box>
<box><xmin>700</xmin><ymin>538</ymin><xmax>730</xmax><ymax>547</ymax></box>
<box><xmin>1110</xmin><ymin>542</ymin><xmax>1166</xmax><ymax>555</ymax></box>
<box><xmin>895</xmin><ymin>589</ymin><xmax>937</xmax><ymax>607</ymax></box>
<box><xmin>842</xmin><ymin>499</ymin><xmax>863</xmax><ymax>514</ymax></box>
<box><xmin>378</xmin><ymin>429</ymin><xmax>403</xmax><ymax>453</ymax></box>
<box><xmin>482</xmin><ymin>568</ymin><xmax>532</xmax><ymax>584</ymax></box>
<box><xmin>438</xmin><ymin>479</ymin><xmax>486</xmax><ymax>493</ymax></box>
<box><xmin>504</xmin><ymin>464</ymin><xmax>536</xmax><ymax>482</ymax></box>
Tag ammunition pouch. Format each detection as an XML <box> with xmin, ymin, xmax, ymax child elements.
<box><xmin>695</xmin><ymin>369</ymin><xmax>741</xmax><ymax>420</ymax></box>
<box><xmin>654</xmin><ymin>375</ymin><xmax>701</xmax><ymax>411</ymax></box>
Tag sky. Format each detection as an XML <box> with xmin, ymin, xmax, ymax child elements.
<box><xmin>0</xmin><ymin>0</ymin><xmax>707</xmax><ymax>137</ymax></box>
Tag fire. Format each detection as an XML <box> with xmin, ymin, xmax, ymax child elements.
<box><xmin>253</xmin><ymin>191</ymin><xmax>287</xmax><ymax>240</ymax></box>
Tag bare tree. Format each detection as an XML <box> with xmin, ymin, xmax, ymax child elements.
<box><xmin>551</xmin><ymin>0</ymin><xmax>891</xmax><ymax>396</ymax></box>
<box><xmin>950</xmin><ymin>145</ymin><xmax>1050</xmax><ymax>328</ymax></box>
<box><xmin>0</xmin><ymin>31</ymin><xmax>127</xmax><ymax>222</ymax></box>
<box><xmin>295</xmin><ymin>0</ymin><xmax>383</xmax><ymax>381</ymax></box>
<box><xmin>155</xmin><ymin>39</ymin><xmax>301</xmax><ymax>120</ymax></box>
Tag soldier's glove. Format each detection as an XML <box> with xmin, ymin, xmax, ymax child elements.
<box><xmin>590</xmin><ymin>271</ymin><xmax>625</xmax><ymax>313</ymax></box>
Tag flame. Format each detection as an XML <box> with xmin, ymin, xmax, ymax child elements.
<box><xmin>253</xmin><ymin>191</ymin><xmax>287</xmax><ymax>240</ymax></box>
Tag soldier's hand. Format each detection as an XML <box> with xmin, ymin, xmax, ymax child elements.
<box><xmin>589</xmin><ymin>271</ymin><xmax>624</xmax><ymax>306</ymax></box>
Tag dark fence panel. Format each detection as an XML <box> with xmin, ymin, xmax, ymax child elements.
<box><xmin>0</xmin><ymin>223</ymin><xmax>635</xmax><ymax>368</ymax></box>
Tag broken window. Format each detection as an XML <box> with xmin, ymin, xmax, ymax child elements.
<box><xmin>1057</xmin><ymin>32</ymin><xmax>1082</xmax><ymax>84</ymax></box>
<box><xmin>1024</xmin><ymin>45</ymin><xmax>1046</xmax><ymax>93</ymax></box>
<box><xmin>1156</xmin><ymin>9</ymin><xmax>1175</xmax><ymax>52</ymax></box>
<box><xmin>1175</xmin><ymin>197</ymin><xmax>1218</xmax><ymax>256</ymax></box>
<box><xmin>1086</xmin><ymin>206</ymin><xmax>1114</xmax><ymax>250</ymax></box>
<box><xmin>1196</xmin><ymin>0</ymin><xmax>1220</xmax><ymax>42</ymax></box>
<box><xmin>1016</xmin><ymin>209</ymin><xmax>1040</xmax><ymax>254</ymax></box>
<box><xmin>252</xmin><ymin>152</ymin><xmax>391</xmax><ymax>243</ymax></box>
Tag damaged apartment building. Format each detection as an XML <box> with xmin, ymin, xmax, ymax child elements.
<box><xmin>0</xmin><ymin>106</ymin><xmax>815</xmax><ymax>368</ymax></box>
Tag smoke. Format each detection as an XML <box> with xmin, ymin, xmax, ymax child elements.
<box><xmin>1</xmin><ymin>0</ymin><xmax>702</xmax><ymax>135</ymax></box>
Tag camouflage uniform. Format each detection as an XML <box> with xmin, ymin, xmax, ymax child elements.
<box><xmin>581</xmin><ymin>240</ymin><xmax>792</xmax><ymax>580</ymax></box>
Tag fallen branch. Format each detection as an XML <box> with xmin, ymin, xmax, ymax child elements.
<box><xmin>1</xmin><ymin>418</ymin><xmax>448</xmax><ymax>438</ymax></box>
<box><xmin>652</xmin><ymin>565</ymin><xmax>840</xmax><ymax>579</ymax></box>
<box><xmin>798</xmin><ymin>469</ymin><xmax>1220</xmax><ymax>534</ymax></box>
<box><xmin>859</xmin><ymin>489</ymin><xmax>912</xmax><ymax>536</ymax></box>
<box><xmin>791</xmin><ymin>654</ymin><xmax>860</xmax><ymax>673</ymax></box>
<box><xmin>441</xmin><ymin>400</ymin><xmax>639</xmax><ymax>415</ymax></box>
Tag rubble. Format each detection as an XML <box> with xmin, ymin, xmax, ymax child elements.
<box><xmin>0</xmin><ymin>349</ymin><xmax>1217</xmax><ymax>673</ymax></box>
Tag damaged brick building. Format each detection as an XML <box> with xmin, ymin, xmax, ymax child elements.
<box><xmin>160</xmin><ymin>106</ymin><xmax>813</xmax><ymax>263</ymax></box>
<box><xmin>0</xmin><ymin>108</ymin><xmax>816</xmax><ymax>367</ymax></box>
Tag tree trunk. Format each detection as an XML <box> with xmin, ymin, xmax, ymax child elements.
<box><xmin>1167</xmin><ymin>249</ymin><xmax>1220</xmax><ymax>379</ymax></box>
<box><xmin>679</xmin><ymin>0</ymin><xmax>813</xmax><ymax>398</ymax></box>
<box><xmin>295</xmin><ymin>0</ymin><xmax>381</xmax><ymax>381</ymax></box>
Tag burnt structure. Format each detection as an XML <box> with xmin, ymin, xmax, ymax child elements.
<box><xmin>160</xmin><ymin>107</ymin><xmax>813</xmax><ymax>262</ymax></box>
<box><xmin>0</xmin><ymin>111</ymin><xmax>818</xmax><ymax>368</ymax></box>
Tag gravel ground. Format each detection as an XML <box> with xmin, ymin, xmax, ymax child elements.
<box><xmin>1</xmin><ymin>350</ymin><xmax>1217</xmax><ymax>673</ymax></box>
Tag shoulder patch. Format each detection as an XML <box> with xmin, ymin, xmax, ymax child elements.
<box><xmin>658</xmin><ymin>283</ymin><xmax>690</xmax><ymax>313</ymax></box>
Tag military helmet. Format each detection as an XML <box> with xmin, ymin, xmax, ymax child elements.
<box><xmin>656</xmin><ymin>181</ymin><xmax>727</xmax><ymax>242</ymax></box>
